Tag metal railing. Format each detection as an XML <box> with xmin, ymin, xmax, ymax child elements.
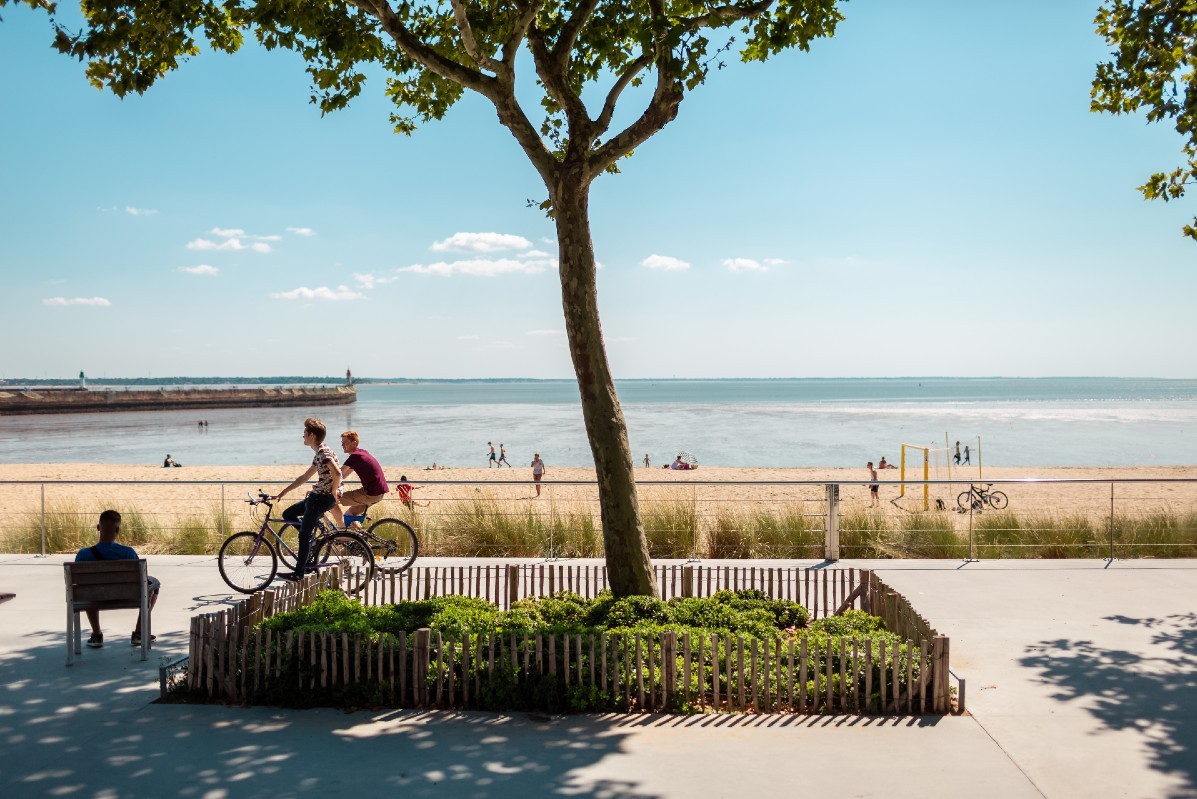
<box><xmin>1</xmin><ymin>477</ymin><xmax>1195</xmax><ymax>561</ymax></box>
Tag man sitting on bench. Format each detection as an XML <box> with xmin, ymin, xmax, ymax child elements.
<box><xmin>74</xmin><ymin>510</ymin><xmax>160</xmax><ymax>648</ymax></box>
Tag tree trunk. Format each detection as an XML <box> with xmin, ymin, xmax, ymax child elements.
<box><xmin>553</xmin><ymin>177</ymin><xmax>656</xmax><ymax>597</ymax></box>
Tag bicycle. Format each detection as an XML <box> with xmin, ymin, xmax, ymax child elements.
<box><xmin>217</xmin><ymin>491</ymin><xmax>376</xmax><ymax>595</ymax></box>
<box><xmin>343</xmin><ymin>510</ymin><xmax>419</xmax><ymax>573</ymax></box>
<box><xmin>957</xmin><ymin>483</ymin><xmax>1009</xmax><ymax>511</ymax></box>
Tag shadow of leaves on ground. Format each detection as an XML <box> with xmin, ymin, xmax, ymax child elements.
<box><xmin>1020</xmin><ymin>613</ymin><xmax>1197</xmax><ymax>793</ymax></box>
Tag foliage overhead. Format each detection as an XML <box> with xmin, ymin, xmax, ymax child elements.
<box><xmin>7</xmin><ymin>0</ymin><xmax>844</xmax><ymax>191</ymax></box>
<box><xmin>1093</xmin><ymin>0</ymin><xmax>1197</xmax><ymax>240</ymax></box>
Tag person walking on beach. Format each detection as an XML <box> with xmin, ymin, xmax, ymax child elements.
<box><xmin>274</xmin><ymin>418</ymin><xmax>341</xmax><ymax>580</ymax></box>
<box><xmin>75</xmin><ymin>510</ymin><xmax>160</xmax><ymax>648</ymax></box>
<box><xmin>336</xmin><ymin>429</ymin><xmax>389</xmax><ymax>527</ymax></box>
<box><xmin>530</xmin><ymin>453</ymin><xmax>546</xmax><ymax>497</ymax></box>
<box><xmin>487</xmin><ymin>442</ymin><xmax>497</xmax><ymax>468</ymax></box>
<box><xmin>963</xmin><ymin>445</ymin><xmax>971</xmax><ymax>465</ymax></box>
<box><xmin>953</xmin><ymin>441</ymin><xmax>962</xmax><ymax>465</ymax></box>
<box><xmin>498</xmin><ymin>444</ymin><xmax>511</xmax><ymax>467</ymax></box>
<box><xmin>644</xmin><ymin>454</ymin><xmax>650</xmax><ymax>468</ymax></box>
<box><xmin>866</xmin><ymin>461</ymin><xmax>880</xmax><ymax>507</ymax></box>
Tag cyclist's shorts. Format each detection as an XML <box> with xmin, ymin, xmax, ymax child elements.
<box><xmin>340</xmin><ymin>488</ymin><xmax>385</xmax><ymax>507</ymax></box>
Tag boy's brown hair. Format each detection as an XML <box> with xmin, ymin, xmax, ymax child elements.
<box><xmin>304</xmin><ymin>417</ymin><xmax>327</xmax><ymax>445</ymax></box>
<box><xmin>341</xmin><ymin>429</ymin><xmax>359</xmax><ymax>445</ymax></box>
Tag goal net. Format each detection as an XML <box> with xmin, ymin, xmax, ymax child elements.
<box><xmin>898</xmin><ymin>443</ymin><xmax>953</xmax><ymax>511</ymax></box>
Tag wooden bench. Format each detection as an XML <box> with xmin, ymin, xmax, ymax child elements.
<box><xmin>64</xmin><ymin>560</ymin><xmax>151</xmax><ymax>666</ymax></box>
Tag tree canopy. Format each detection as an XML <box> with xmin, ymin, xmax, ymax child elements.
<box><xmin>1093</xmin><ymin>0</ymin><xmax>1197</xmax><ymax>240</ymax></box>
<box><xmin>15</xmin><ymin>0</ymin><xmax>843</xmax><ymax>193</ymax></box>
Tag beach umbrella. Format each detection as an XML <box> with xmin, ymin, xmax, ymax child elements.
<box><xmin>677</xmin><ymin>451</ymin><xmax>699</xmax><ymax>466</ymax></box>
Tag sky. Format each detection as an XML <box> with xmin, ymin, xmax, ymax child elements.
<box><xmin>1</xmin><ymin>1</ymin><xmax>1194</xmax><ymax>380</ymax></box>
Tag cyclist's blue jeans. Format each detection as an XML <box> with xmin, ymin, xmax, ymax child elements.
<box><xmin>282</xmin><ymin>492</ymin><xmax>336</xmax><ymax>575</ymax></box>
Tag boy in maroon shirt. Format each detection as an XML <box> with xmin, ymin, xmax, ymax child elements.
<box><xmin>337</xmin><ymin>429</ymin><xmax>389</xmax><ymax>526</ymax></box>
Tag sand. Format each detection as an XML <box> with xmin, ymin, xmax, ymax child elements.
<box><xmin>1</xmin><ymin>463</ymin><xmax>1194</xmax><ymax>528</ymax></box>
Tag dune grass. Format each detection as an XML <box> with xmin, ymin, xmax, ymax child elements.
<box><xmin>2</xmin><ymin>497</ymin><xmax>1194</xmax><ymax>560</ymax></box>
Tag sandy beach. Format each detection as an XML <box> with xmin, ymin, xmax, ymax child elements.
<box><xmin>1</xmin><ymin>463</ymin><xmax>1194</xmax><ymax>531</ymax></box>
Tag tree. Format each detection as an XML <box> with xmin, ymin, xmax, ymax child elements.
<box><xmin>11</xmin><ymin>0</ymin><xmax>844</xmax><ymax>595</ymax></box>
<box><xmin>1093</xmin><ymin>0</ymin><xmax>1197</xmax><ymax>240</ymax></box>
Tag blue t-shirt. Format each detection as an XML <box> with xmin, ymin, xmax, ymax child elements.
<box><xmin>75</xmin><ymin>541</ymin><xmax>139</xmax><ymax>561</ymax></box>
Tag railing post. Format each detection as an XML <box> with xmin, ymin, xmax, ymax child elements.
<box><xmin>824</xmin><ymin>483</ymin><xmax>840</xmax><ymax>561</ymax></box>
<box><xmin>40</xmin><ymin>483</ymin><xmax>46</xmax><ymax>557</ymax></box>
<box><xmin>221</xmin><ymin>483</ymin><xmax>226</xmax><ymax>549</ymax></box>
<box><xmin>1108</xmin><ymin>481</ymin><xmax>1115</xmax><ymax>562</ymax></box>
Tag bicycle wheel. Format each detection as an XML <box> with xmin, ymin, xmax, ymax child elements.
<box><xmin>274</xmin><ymin>521</ymin><xmax>303</xmax><ymax>571</ymax></box>
<box><xmin>987</xmin><ymin>491</ymin><xmax>1009</xmax><ymax>510</ymax></box>
<box><xmin>218</xmin><ymin>532</ymin><xmax>278</xmax><ymax>594</ymax></box>
<box><xmin>366</xmin><ymin>517</ymin><xmax>419</xmax><ymax>573</ymax></box>
<box><xmin>316</xmin><ymin>532</ymin><xmax>376</xmax><ymax>596</ymax></box>
<box><xmin>956</xmin><ymin>491</ymin><xmax>974</xmax><ymax>511</ymax></box>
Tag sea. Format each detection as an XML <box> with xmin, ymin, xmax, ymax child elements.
<box><xmin>0</xmin><ymin>378</ymin><xmax>1194</xmax><ymax>468</ymax></box>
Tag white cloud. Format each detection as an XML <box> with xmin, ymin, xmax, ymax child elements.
<box><xmin>526</xmin><ymin>329</ymin><xmax>563</xmax><ymax>336</ymax></box>
<box><xmin>179</xmin><ymin>264</ymin><xmax>219</xmax><ymax>276</ymax></box>
<box><xmin>43</xmin><ymin>296</ymin><xmax>111</xmax><ymax>307</ymax></box>
<box><xmin>270</xmin><ymin>285</ymin><xmax>364</xmax><ymax>301</ymax></box>
<box><xmin>125</xmin><ymin>206</ymin><xmax>159</xmax><ymax>216</ymax></box>
<box><xmin>352</xmin><ymin>272</ymin><xmax>399</xmax><ymax>289</ymax></box>
<box><xmin>287</xmin><ymin>226</ymin><xmax>316</xmax><ymax>236</ymax></box>
<box><xmin>186</xmin><ymin>237</ymin><xmax>272</xmax><ymax>253</ymax></box>
<box><xmin>457</xmin><ymin>335</ymin><xmax>480</xmax><ymax>341</ymax></box>
<box><xmin>641</xmin><ymin>254</ymin><xmax>691</xmax><ymax>271</ymax></box>
<box><xmin>525</xmin><ymin>249</ymin><xmax>552</xmax><ymax>258</ymax></box>
<box><xmin>210</xmin><ymin>227</ymin><xmax>245</xmax><ymax>238</ymax></box>
<box><xmin>430</xmin><ymin>232</ymin><xmax>532</xmax><ymax>253</ymax></box>
<box><xmin>400</xmin><ymin>255</ymin><xmax>557</xmax><ymax>277</ymax></box>
<box><xmin>763</xmin><ymin>258</ymin><xmax>789</xmax><ymax>266</ymax></box>
<box><xmin>723</xmin><ymin>257</ymin><xmax>767</xmax><ymax>272</ymax></box>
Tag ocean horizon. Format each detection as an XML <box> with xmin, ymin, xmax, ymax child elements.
<box><xmin>1</xmin><ymin>377</ymin><xmax>1194</xmax><ymax>469</ymax></box>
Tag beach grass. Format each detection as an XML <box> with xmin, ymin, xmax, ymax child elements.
<box><xmin>2</xmin><ymin>497</ymin><xmax>1194</xmax><ymax>560</ymax></box>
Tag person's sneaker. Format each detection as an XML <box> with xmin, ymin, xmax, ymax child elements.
<box><xmin>130</xmin><ymin>632</ymin><xmax>156</xmax><ymax>646</ymax></box>
<box><xmin>86</xmin><ymin>632</ymin><xmax>103</xmax><ymax>648</ymax></box>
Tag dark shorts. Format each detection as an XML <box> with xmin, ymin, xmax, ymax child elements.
<box><xmin>870</xmin><ymin>484</ymin><xmax>879</xmax><ymax>493</ymax></box>
<box><xmin>533</xmin><ymin>474</ymin><xmax>542</xmax><ymax>481</ymax></box>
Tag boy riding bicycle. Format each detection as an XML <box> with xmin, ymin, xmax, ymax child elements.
<box><xmin>336</xmin><ymin>429</ymin><xmax>389</xmax><ymax>528</ymax></box>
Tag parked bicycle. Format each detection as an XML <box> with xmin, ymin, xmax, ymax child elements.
<box><xmin>217</xmin><ymin>491</ymin><xmax>376</xmax><ymax>595</ymax></box>
<box><xmin>343</xmin><ymin>510</ymin><xmax>419</xmax><ymax>573</ymax></box>
<box><xmin>957</xmin><ymin>483</ymin><xmax>1009</xmax><ymax>511</ymax></box>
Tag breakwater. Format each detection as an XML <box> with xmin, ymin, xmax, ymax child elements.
<box><xmin>0</xmin><ymin>386</ymin><xmax>356</xmax><ymax>415</ymax></box>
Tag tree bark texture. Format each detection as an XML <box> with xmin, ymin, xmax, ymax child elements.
<box><xmin>553</xmin><ymin>177</ymin><xmax>656</xmax><ymax>597</ymax></box>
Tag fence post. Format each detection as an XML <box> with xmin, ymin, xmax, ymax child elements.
<box><xmin>824</xmin><ymin>484</ymin><xmax>840</xmax><ymax>561</ymax></box>
<box><xmin>682</xmin><ymin>566</ymin><xmax>694</xmax><ymax>598</ymax></box>
<box><xmin>414</xmin><ymin>628</ymin><xmax>430</xmax><ymax>706</ymax></box>
<box><xmin>662</xmin><ymin>631</ymin><xmax>677</xmax><ymax>706</ymax></box>
<box><xmin>40</xmin><ymin>483</ymin><xmax>46</xmax><ymax>557</ymax></box>
<box><xmin>506</xmin><ymin>564</ymin><xmax>520</xmax><ymax>609</ymax></box>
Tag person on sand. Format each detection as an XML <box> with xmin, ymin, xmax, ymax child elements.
<box><xmin>163</xmin><ymin>454</ymin><xmax>181</xmax><ymax>468</ymax></box>
<box><xmin>273</xmin><ymin>417</ymin><xmax>341</xmax><ymax>581</ymax></box>
<box><xmin>498</xmin><ymin>444</ymin><xmax>511</xmax><ymax>467</ymax></box>
<box><xmin>963</xmin><ymin>445</ymin><xmax>971</xmax><ymax>465</ymax></box>
<box><xmin>531</xmin><ymin>453</ymin><xmax>546</xmax><ymax>497</ymax></box>
<box><xmin>954</xmin><ymin>441</ymin><xmax>962</xmax><ymax>465</ymax></box>
<box><xmin>866</xmin><ymin>461</ymin><xmax>880</xmax><ymax>507</ymax></box>
<box><xmin>878</xmin><ymin>457</ymin><xmax>896</xmax><ymax>470</ymax></box>
<box><xmin>643</xmin><ymin>454</ymin><xmax>650</xmax><ymax>468</ymax></box>
<box><xmin>74</xmin><ymin>509</ymin><xmax>159</xmax><ymax>648</ymax></box>
<box><xmin>488</xmin><ymin>442</ymin><xmax>497</xmax><ymax>468</ymax></box>
<box><xmin>394</xmin><ymin>476</ymin><xmax>428</xmax><ymax>509</ymax></box>
<box><xmin>336</xmin><ymin>429</ymin><xmax>389</xmax><ymax>528</ymax></box>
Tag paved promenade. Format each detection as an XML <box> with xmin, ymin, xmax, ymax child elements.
<box><xmin>1</xmin><ymin>555</ymin><xmax>1194</xmax><ymax>798</ymax></box>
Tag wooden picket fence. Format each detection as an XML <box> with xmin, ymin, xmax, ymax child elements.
<box><xmin>347</xmin><ymin>562</ymin><xmax>868</xmax><ymax>618</ymax></box>
<box><xmin>185</xmin><ymin>563</ymin><xmax>954</xmax><ymax>714</ymax></box>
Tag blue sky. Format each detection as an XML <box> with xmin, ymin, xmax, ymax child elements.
<box><xmin>1</xmin><ymin>1</ymin><xmax>1193</xmax><ymax>380</ymax></box>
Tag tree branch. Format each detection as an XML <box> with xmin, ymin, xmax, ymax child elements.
<box><xmin>588</xmin><ymin>0</ymin><xmax>682</xmax><ymax>174</ymax></box>
<box><xmin>678</xmin><ymin>0</ymin><xmax>774</xmax><ymax>33</ymax></box>
<box><xmin>526</xmin><ymin>20</ymin><xmax>592</xmax><ymax>137</ymax></box>
<box><xmin>594</xmin><ymin>52</ymin><xmax>652</xmax><ymax>136</ymax></box>
<box><xmin>501</xmin><ymin>0</ymin><xmax>540</xmax><ymax>70</ymax></box>
<box><xmin>448</xmin><ymin>0</ymin><xmax>504</xmax><ymax>74</ymax></box>
<box><xmin>553</xmin><ymin>0</ymin><xmax>601</xmax><ymax>62</ymax></box>
<box><xmin>350</xmin><ymin>0</ymin><xmax>499</xmax><ymax>100</ymax></box>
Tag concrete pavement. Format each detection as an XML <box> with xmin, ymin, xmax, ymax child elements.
<box><xmin>1</xmin><ymin>554</ymin><xmax>1194</xmax><ymax>798</ymax></box>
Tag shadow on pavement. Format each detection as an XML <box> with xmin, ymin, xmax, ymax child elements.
<box><xmin>1020</xmin><ymin>612</ymin><xmax>1197</xmax><ymax>795</ymax></box>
